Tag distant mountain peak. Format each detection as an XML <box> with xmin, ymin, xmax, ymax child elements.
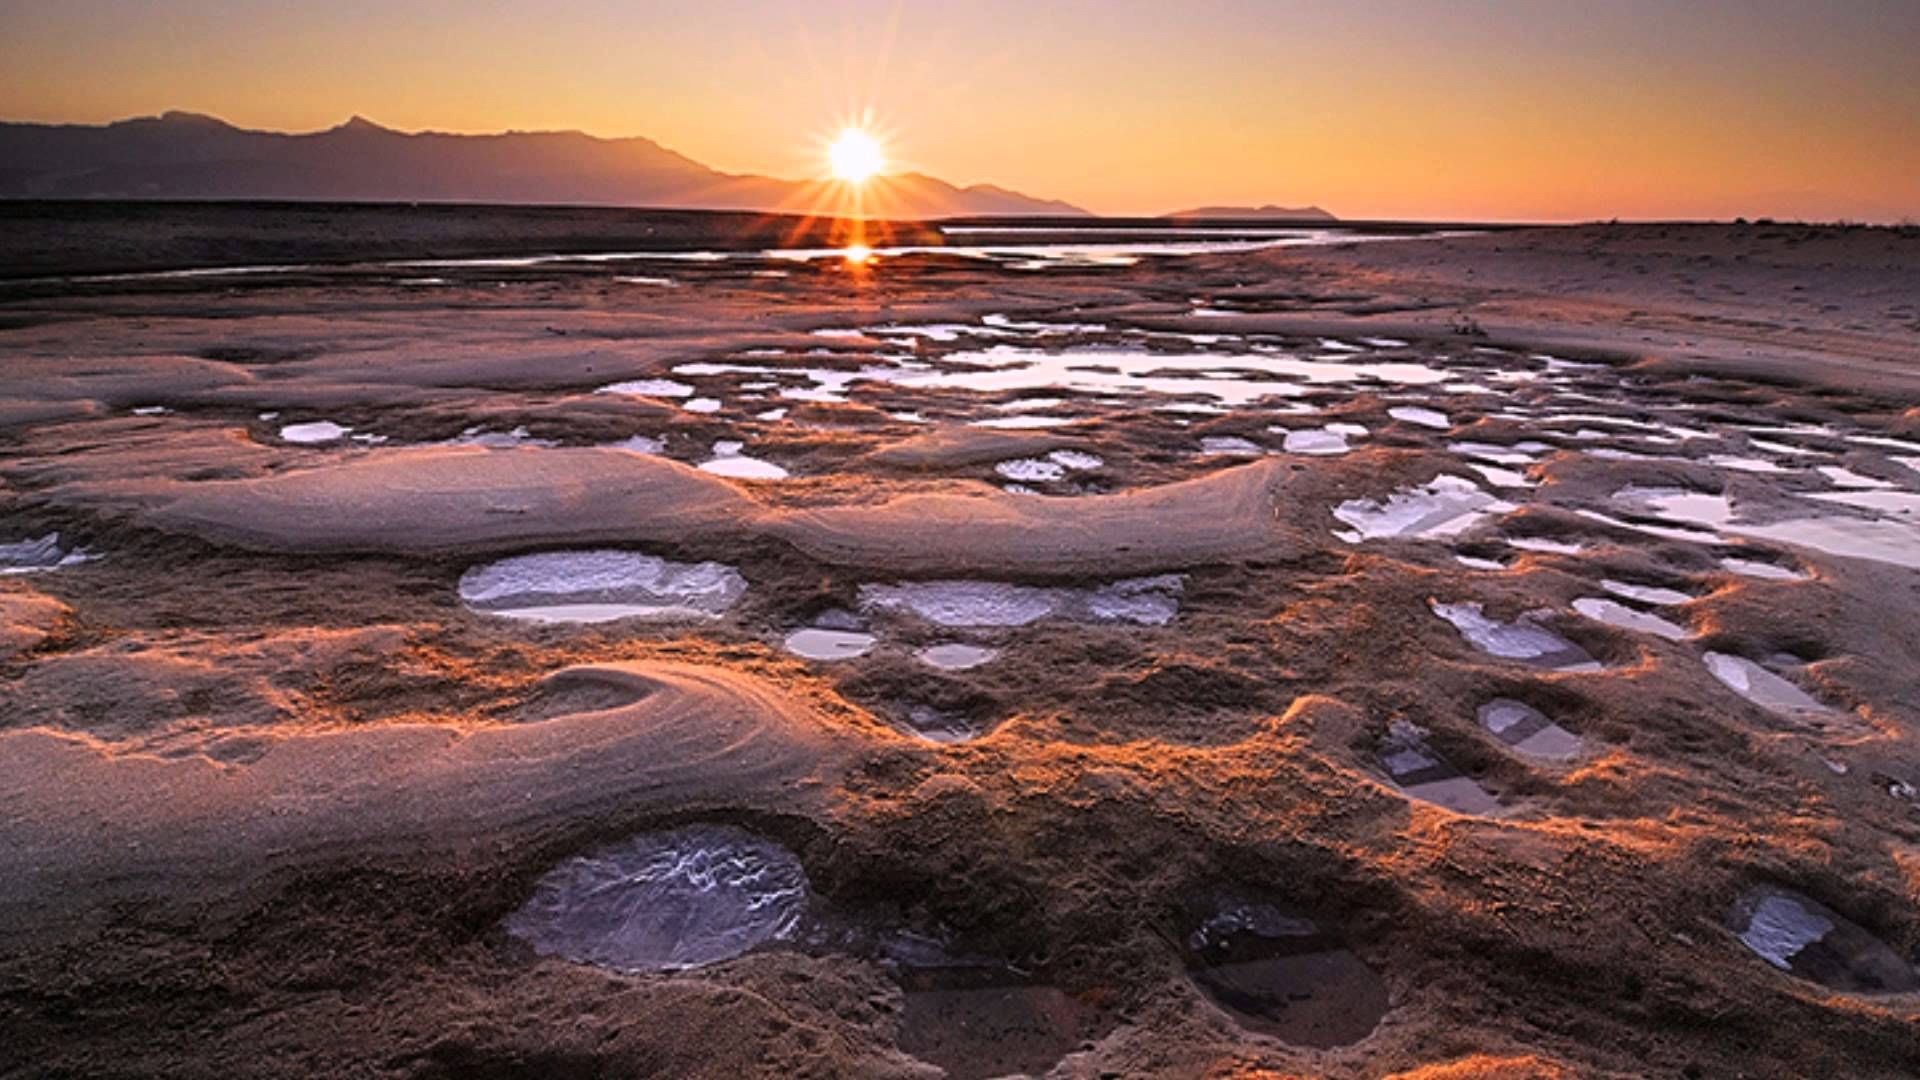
<box><xmin>1164</xmin><ymin>203</ymin><xmax>1336</xmax><ymax>221</ymax></box>
<box><xmin>153</xmin><ymin>110</ymin><xmax>234</xmax><ymax>129</ymax></box>
<box><xmin>0</xmin><ymin>111</ymin><xmax>1088</xmax><ymax>218</ymax></box>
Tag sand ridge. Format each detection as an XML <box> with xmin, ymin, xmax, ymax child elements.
<box><xmin>0</xmin><ymin>660</ymin><xmax>860</xmax><ymax>946</ymax></box>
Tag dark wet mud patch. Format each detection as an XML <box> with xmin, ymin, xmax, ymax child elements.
<box><xmin>832</xmin><ymin>661</ymin><xmax>1003</xmax><ymax>743</ymax></box>
<box><xmin>511</xmin><ymin>666</ymin><xmax>655</xmax><ymax>723</ymax></box>
<box><xmin>1182</xmin><ymin>895</ymin><xmax>1389</xmax><ymax>1047</ymax></box>
<box><xmin>196</xmin><ymin>344</ymin><xmax>318</xmax><ymax>365</ymax></box>
<box><xmin>1088</xmin><ymin>657</ymin><xmax>1280</xmax><ymax>745</ymax></box>
<box><xmin>1728</xmin><ymin>885</ymin><xmax>1918</xmax><ymax>993</ymax></box>
<box><xmin>893</xmin><ymin>960</ymin><xmax>1113</xmax><ymax>1079</ymax></box>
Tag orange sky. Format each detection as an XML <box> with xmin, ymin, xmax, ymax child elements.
<box><xmin>3</xmin><ymin>1</ymin><xmax>1917</xmax><ymax>221</ymax></box>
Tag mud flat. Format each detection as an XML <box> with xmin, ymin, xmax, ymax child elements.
<box><xmin>2</xmin><ymin>211</ymin><xmax>1919</xmax><ymax>1078</ymax></box>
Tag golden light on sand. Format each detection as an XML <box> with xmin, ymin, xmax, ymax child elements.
<box><xmin>827</xmin><ymin>128</ymin><xmax>884</xmax><ymax>183</ymax></box>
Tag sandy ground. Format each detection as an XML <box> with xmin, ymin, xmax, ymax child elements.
<box><xmin>2</xmin><ymin>215</ymin><xmax>1918</xmax><ymax>1079</ymax></box>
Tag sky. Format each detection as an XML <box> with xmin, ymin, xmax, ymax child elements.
<box><xmin>2</xmin><ymin>0</ymin><xmax>1917</xmax><ymax>221</ymax></box>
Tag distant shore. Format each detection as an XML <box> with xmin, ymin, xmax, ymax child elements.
<box><xmin>0</xmin><ymin>200</ymin><xmax>1493</xmax><ymax>279</ymax></box>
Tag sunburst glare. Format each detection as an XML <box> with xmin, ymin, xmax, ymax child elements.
<box><xmin>827</xmin><ymin>128</ymin><xmax>885</xmax><ymax>183</ymax></box>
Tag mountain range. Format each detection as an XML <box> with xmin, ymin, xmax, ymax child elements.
<box><xmin>0</xmin><ymin>112</ymin><xmax>1089</xmax><ymax>218</ymax></box>
<box><xmin>1166</xmin><ymin>203</ymin><xmax>1336</xmax><ymax>221</ymax></box>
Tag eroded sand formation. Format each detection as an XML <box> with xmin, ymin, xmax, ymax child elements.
<box><xmin>3</xmin><ymin>220</ymin><xmax>1919</xmax><ymax>1078</ymax></box>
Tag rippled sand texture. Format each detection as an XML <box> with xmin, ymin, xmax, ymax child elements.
<box><xmin>3</xmin><ymin>215</ymin><xmax>1920</xmax><ymax>1079</ymax></box>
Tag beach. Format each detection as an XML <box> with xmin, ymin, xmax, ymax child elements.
<box><xmin>3</xmin><ymin>207</ymin><xmax>1918</xmax><ymax>1079</ymax></box>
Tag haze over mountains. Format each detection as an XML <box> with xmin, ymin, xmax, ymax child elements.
<box><xmin>0</xmin><ymin>112</ymin><xmax>1091</xmax><ymax>218</ymax></box>
<box><xmin>1166</xmin><ymin>204</ymin><xmax>1336</xmax><ymax>221</ymax></box>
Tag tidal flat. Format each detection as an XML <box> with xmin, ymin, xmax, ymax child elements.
<box><xmin>3</xmin><ymin>205</ymin><xmax>1919</xmax><ymax>1078</ymax></box>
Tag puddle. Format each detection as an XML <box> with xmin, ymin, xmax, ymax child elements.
<box><xmin>1728</xmin><ymin>886</ymin><xmax>1918</xmax><ymax>993</ymax></box>
<box><xmin>916</xmin><ymin>643</ymin><xmax>998</xmax><ymax>670</ymax></box>
<box><xmin>783</xmin><ymin>627</ymin><xmax>876</xmax><ymax>661</ymax></box>
<box><xmin>1733</xmin><ymin>515</ymin><xmax>1920</xmax><ymax>569</ymax></box>
<box><xmin>606</xmin><ymin>434</ymin><xmax>667</xmax><ymax>455</ymax></box>
<box><xmin>894</xmin><ymin>704</ymin><xmax>985</xmax><ymax>743</ymax></box>
<box><xmin>1614</xmin><ymin>487</ymin><xmax>1735</xmax><ymax>530</ymax></box>
<box><xmin>1600</xmin><ymin>579</ymin><xmax>1694</xmax><ymax>606</ymax></box>
<box><xmin>1710</xmin><ymin>455</ymin><xmax>1794</xmax><ymax>474</ymax></box>
<box><xmin>445</xmin><ymin>425</ymin><xmax>559</xmax><ymax>449</ymax></box>
<box><xmin>1719</xmin><ymin>556</ymin><xmax>1809</xmax><ymax>581</ymax></box>
<box><xmin>1450</xmin><ymin>440</ymin><xmax>1552</xmax><ymax>465</ymax></box>
<box><xmin>1806</xmin><ymin>489</ymin><xmax>1920</xmax><ymax>517</ymax></box>
<box><xmin>997</xmin><ymin>458</ymin><xmax>1067</xmax><ymax>482</ymax></box>
<box><xmin>1571</xmin><ymin>597</ymin><xmax>1691</xmax><ymax>641</ymax></box>
<box><xmin>995</xmin><ymin>449</ymin><xmax>1103</xmax><ymax>482</ymax></box>
<box><xmin>279</xmin><ymin>420</ymin><xmax>352</xmax><ymax>444</ymax></box>
<box><xmin>860</xmin><ymin>576</ymin><xmax>1183</xmax><ymax>628</ymax></box>
<box><xmin>1200</xmin><ymin>435</ymin><xmax>1266</xmax><ymax>456</ymax></box>
<box><xmin>0</xmin><ymin>533</ymin><xmax>93</xmax><ymax>574</ymax></box>
<box><xmin>505</xmin><ymin>825</ymin><xmax>808</xmax><ymax>972</ymax></box>
<box><xmin>1333</xmin><ymin>476</ymin><xmax>1514</xmax><ymax>542</ymax></box>
<box><xmin>900</xmin><ymin>345</ymin><xmax>1451</xmax><ymax>407</ymax></box>
<box><xmin>1279</xmin><ymin>423</ymin><xmax>1366</xmax><ymax>455</ymax></box>
<box><xmin>699</xmin><ymin>441</ymin><xmax>790</xmax><ymax>480</ymax></box>
<box><xmin>459</xmin><ymin>550</ymin><xmax>746</xmax><ymax>622</ymax></box>
<box><xmin>1387</xmin><ymin>406</ymin><xmax>1450</xmax><ymax>429</ymax></box>
<box><xmin>1613</xmin><ymin>486</ymin><xmax>1920</xmax><ymax>569</ymax></box>
<box><xmin>1703</xmin><ymin>653</ymin><xmax>1832</xmax><ymax>718</ymax></box>
<box><xmin>1576</xmin><ymin>509</ymin><xmax>1723</xmax><ymax>545</ymax></box>
<box><xmin>884</xmin><ymin>938</ymin><xmax>1107</xmax><ymax>1080</ymax></box>
<box><xmin>1184</xmin><ymin>899</ymin><xmax>1390</xmax><ymax>1046</ymax></box>
<box><xmin>1465</xmin><ymin>462</ymin><xmax>1534</xmax><ymax>488</ymax></box>
<box><xmin>1507</xmin><ymin>536</ymin><xmax>1585</xmax><ymax>555</ymax></box>
<box><xmin>1048</xmin><ymin>449</ymin><xmax>1104</xmax><ymax>470</ymax></box>
<box><xmin>1478</xmin><ymin>699</ymin><xmax>1583</xmax><ymax>760</ymax></box>
<box><xmin>1430</xmin><ymin>601</ymin><xmax>1601</xmax><ymax>671</ymax></box>
<box><xmin>970</xmin><ymin>415</ymin><xmax>1075</xmax><ymax>429</ymax></box>
<box><xmin>1818</xmin><ymin>466</ymin><xmax>1896</xmax><ymax>489</ymax></box>
<box><xmin>1379</xmin><ymin>719</ymin><xmax>1504</xmax><ymax>813</ymax></box>
<box><xmin>599</xmin><ymin>378</ymin><xmax>695</xmax><ymax>398</ymax></box>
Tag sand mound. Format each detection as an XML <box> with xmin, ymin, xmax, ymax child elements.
<box><xmin>0</xmin><ymin>660</ymin><xmax>853</xmax><ymax>945</ymax></box>
<box><xmin>95</xmin><ymin>446</ymin><xmax>1303</xmax><ymax>575</ymax></box>
<box><xmin>771</xmin><ymin>458</ymin><xmax>1303</xmax><ymax>575</ymax></box>
<box><xmin>862</xmin><ymin>425</ymin><xmax>1077</xmax><ymax>470</ymax></box>
<box><xmin>6</xmin><ymin>354</ymin><xmax>258</xmax><ymax>406</ymax></box>
<box><xmin>137</xmin><ymin>447</ymin><xmax>757</xmax><ymax>554</ymax></box>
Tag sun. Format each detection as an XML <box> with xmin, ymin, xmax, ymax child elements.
<box><xmin>828</xmin><ymin>128</ymin><xmax>885</xmax><ymax>183</ymax></box>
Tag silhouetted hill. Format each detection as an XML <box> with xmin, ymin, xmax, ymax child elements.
<box><xmin>0</xmin><ymin>112</ymin><xmax>1087</xmax><ymax>218</ymax></box>
<box><xmin>1164</xmin><ymin>204</ymin><xmax>1336</xmax><ymax>221</ymax></box>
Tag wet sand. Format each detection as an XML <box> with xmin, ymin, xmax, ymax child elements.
<box><xmin>2</xmin><ymin>211</ymin><xmax>1918</xmax><ymax>1078</ymax></box>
